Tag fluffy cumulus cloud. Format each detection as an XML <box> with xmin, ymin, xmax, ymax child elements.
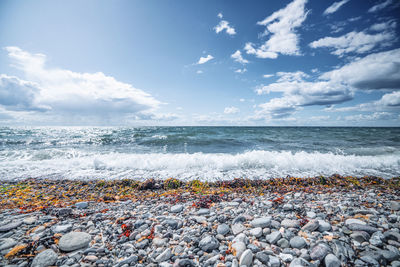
<box><xmin>214</xmin><ymin>17</ymin><xmax>236</xmax><ymax>35</ymax></box>
<box><xmin>231</xmin><ymin>50</ymin><xmax>249</xmax><ymax>64</ymax></box>
<box><xmin>245</xmin><ymin>0</ymin><xmax>308</xmax><ymax>59</ymax></box>
<box><xmin>255</xmin><ymin>72</ymin><xmax>354</xmax><ymax>119</ymax></box>
<box><xmin>197</xmin><ymin>54</ymin><xmax>214</xmax><ymax>64</ymax></box>
<box><xmin>0</xmin><ymin>47</ymin><xmax>161</xmax><ymax>122</ymax></box>
<box><xmin>224</xmin><ymin>106</ymin><xmax>240</xmax><ymax>114</ymax></box>
<box><xmin>321</xmin><ymin>48</ymin><xmax>400</xmax><ymax>90</ymax></box>
<box><xmin>368</xmin><ymin>0</ymin><xmax>393</xmax><ymax>13</ymax></box>
<box><xmin>310</xmin><ymin>30</ymin><xmax>395</xmax><ymax>57</ymax></box>
<box><xmin>323</xmin><ymin>0</ymin><xmax>350</xmax><ymax>15</ymax></box>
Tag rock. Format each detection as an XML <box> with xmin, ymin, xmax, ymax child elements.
<box><xmin>384</xmin><ymin>231</ymin><xmax>400</xmax><ymax>242</ymax></box>
<box><xmin>197</xmin><ymin>208</ymin><xmax>209</xmax><ymax>215</ymax></box>
<box><xmin>317</xmin><ymin>220</ymin><xmax>331</xmax><ymax>232</ymax></box>
<box><xmin>350</xmin><ymin>231</ymin><xmax>370</xmax><ymax>243</ymax></box>
<box><xmin>233</xmin><ymin>233</ymin><xmax>248</xmax><ymax>244</ymax></box>
<box><xmin>57</xmin><ymin>208</ymin><xmax>72</xmax><ymax>216</ymax></box>
<box><xmin>283</xmin><ymin>204</ymin><xmax>293</xmax><ymax>211</ymax></box>
<box><xmin>23</xmin><ymin>217</ymin><xmax>37</xmax><ymax>225</ymax></box>
<box><xmin>156</xmin><ymin>248</ymin><xmax>172</xmax><ymax>262</ymax></box>
<box><xmin>170</xmin><ymin>204</ymin><xmax>183</xmax><ymax>213</ymax></box>
<box><xmin>306</xmin><ymin>212</ymin><xmax>316</xmax><ymax>219</ymax></box>
<box><xmin>232</xmin><ymin>224</ymin><xmax>246</xmax><ymax>235</ymax></box>
<box><xmin>31</xmin><ymin>249</ymin><xmax>58</xmax><ymax>267</ymax></box>
<box><xmin>391</xmin><ymin>201</ymin><xmax>400</xmax><ymax>211</ymax></box>
<box><xmin>301</xmin><ymin>220</ymin><xmax>319</xmax><ymax>232</ymax></box>
<box><xmin>58</xmin><ymin>232</ymin><xmax>91</xmax><ymax>252</ymax></box>
<box><xmin>370</xmin><ymin>231</ymin><xmax>385</xmax><ymax>246</ymax></box>
<box><xmin>192</xmin><ymin>216</ymin><xmax>206</xmax><ymax>224</ymax></box>
<box><xmin>0</xmin><ymin>238</ymin><xmax>17</xmax><ymax>251</ymax></box>
<box><xmin>232</xmin><ymin>242</ymin><xmax>246</xmax><ymax>259</ymax></box>
<box><xmin>152</xmin><ymin>237</ymin><xmax>166</xmax><ymax>247</ymax></box>
<box><xmin>199</xmin><ymin>236</ymin><xmax>219</xmax><ymax>252</ymax></box>
<box><xmin>347</xmin><ymin>223</ymin><xmax>378</xmax><ymax>234</ymax></box>
<box><xmin>0</xmin><ymin>221</ymin><xmax>22</xmax><ymax>232</ymax></box>
<box><xmin>217</xmin><ymin>224</ymin><xmax>230</xmax><ymax>235</ymax></box>
<box><xmin>255</xmin><ymin>251</ymin><xmax>270</xmax><ymax>264</ymax></box>
<box><xmin>360</xmin><ymin>255</ymin><xmax>379</xmax><ymax>266</ymax></box>
<box><xmin>249</xmin><ymin>227</ymin><xmax>262</xmax><ymax>238</ymax></box>
<box><xmin>75</xmin><ymin>202</ymin><xmax>88</xmax><ymax>209</ymax></box>
<box><xmin>269</xmin><ymin>255</ymin><xmax>281</xmax><ymax>267</ymax></box>
<box><xmin>52</xmin><ymin>224</ymin><xmax>73</xmax><ymax>233</ymax></box>
<box><xmin>280</xmin><ymin>253</ymin><xmax>294</xmax><ymax>263</ymax></box>
<box><xmin>164</xmin><ymin>219</ymin><xmax>178</xmax><ymax>229</ymax></box>
<box><xmin>250</xmin><ymin>217</ymin><xmax>271</xmax><ymax>228</ymax></box>
<box><xmin>290</xmin><ymin>257</ymin><xmax>311</xmax><ymax>266</ymax></box>
<box><xmin>277</xmin><ymin>238</ymin><xmax>290</xmax><ymax>248</ymax></box>
<box><xmin>345</xmin><ymin>218</ymin><xmax>366</xmax><ymax>225</ymax></box>
<box><xmin>239</xmin><ymin>249</ymin><xmax>253</xmax><ymax>267</ymax></box>
<box><xmin>324</xmin><ymin>254</ymin><xmax>340</xmax><ymax>267</ymax></box>
<box><xmin>281</xmin><ymin>219</ymin><xmax>300</xmax><ymax>228</ymax></box>
<box><xmin>290</xmin><ymin>236</ymin><xmax>306</xmax><ymax>249</ymax></box>
<box><xmin>84</xmin><ymin>255</ymin><xmax>98</xmax><ymax>262</ymax></box>
<box><xmin>173</xmin><ymin>259</ymin><xmax>196</xmax><ymax>267</ymax></box>
<box><xmin>266</xmin><ymin>231</ymin><xmax>282</xmax><ymax>244</ymax></box>
<box><xmin>310</xmin><ymin>243</ymin><xmax>330</xmax><ymax>261</ymax></box>
<box><xmin>380</xmin><ymin>250</ymin><xmax>400</xmax><ymax>262</ymax></box>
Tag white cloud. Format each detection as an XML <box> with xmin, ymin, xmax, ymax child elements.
<box><xmin>196</xmin><ymin>70</ymin><xmax>203</xmax><ymax>74</ymax></box>
<box><xmin>197</xmin><ymin>54</ymin><xmax>214</xmax><ymax>64</ymax></box>
<box><xmin>276</xmin><ymin>71</ymin><xmax>309</xmax><ymax>82</ymax></box>
<box><xmin>239</xmin><ymin>98</ymin><xmax>245</xmax><ymax>102</ymax></box>
<box><xmin>310</xmin><ymin>30</ymin><xmax>395</xmax><ymax>56</ymax></box>
<box><xmin>368</xmin><ymin>0</ymin><xmax>392</xmax><ymax>13</ymax></box>
<box><xmin>370</xmin><ymin>20</ymin><xmax>396</xmax><ymax>31</ymax></box>
<box><xmin>231</xmin><ymin>50</ymin><xmax>249</xmax><ymax>64</ymax></box>
<box><xmin>214</xmin><ymin>20</ymin><xmax>236</xmax><ymax>35</ymax></box>
<box><xmin>245</xmin><ymin>0</ymin><xmax>308</xmax><ymax>59</ymax></box>
<box><xmin>344</xmin><ymin>112</ymin><xmax>396</xmax><ymax>121</ymax></box>
<box><xmin>217</xmin><ymin>13</ymin><xmax>223</xmax><ymax>19</ymax></box>
<box><xmin>224</xmin><ymin>106</ymin><xmax>240</xmax><ymax>114</ymax></box>
<box><xmin>323</xmin><ymin>0</ymin><xmax>350</xmax><ymax>15</ymax></box>
<box><xmin>376</xmin><ymin>91</ymin><xmax>400</xmax><ymax>107</ymax></box>
<box><xmin>263</xmin><ymin>74</ymin><xmax>274</xmax><ymax>78</ymax></box>
<box><xmin>321</xmin><ymin>48</ymin><xmax>400</xmax><ymax>90</ymax></box>
<box><xmin>235</xmin><ymin>68</ymin><xmax>247</xmax><ymax>74</ymax></box>
<box><xmin>1</xmin><ymin>46</ymin><xmax>161</xmax><ymax>122</ymax></box>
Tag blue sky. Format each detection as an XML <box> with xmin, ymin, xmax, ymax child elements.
<box><xmin>0</xmin><ymin>0</ymin><xmax>399</xmax><ymax>126</ymax></box>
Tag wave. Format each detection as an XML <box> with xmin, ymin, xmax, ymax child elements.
<box><xmin>0</xmin><ymin>150</ymin><xmax>399</xmax><ymax>181</ymax></box>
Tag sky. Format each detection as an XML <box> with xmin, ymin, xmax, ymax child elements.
<box><xmin>0</xmin><ymin>0</ymin><xmax>399</xmax><ymax>126</ymax></box>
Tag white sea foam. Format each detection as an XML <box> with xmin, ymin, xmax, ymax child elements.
<box><xmin>0</xmin><ymin>150</ymin><xmax>399</xmax><ymax>181</ymax></box>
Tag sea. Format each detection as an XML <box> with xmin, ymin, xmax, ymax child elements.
<box><xmin>0</xmin><ymin>126</ymin><xmax>399</xmax><ymax>181</ymax></box>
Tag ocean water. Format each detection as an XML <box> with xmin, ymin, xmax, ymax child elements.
<box><xmin>0</xmin><ymin>126</ymin><xmax>399</xmax><ymax>181</ymax></box>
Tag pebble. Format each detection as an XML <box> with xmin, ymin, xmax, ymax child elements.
<box><xmin>301</xmin><ymin>219</ymin><xmax>319</xmax><ymax>232</ymax></box>
<box><xmin>249</xmin><ymin>227</ymin><xmax>262</xmax><ymax>238</ymax></box>
<box><xmin>198</xmin><ymin>236</ymin><xmax>219</xmax><ymax>252</ymax></box>
<box><xmin>0</xmin><ymin>221</ymin><xmax>22</xmax><ymax>232</ymax></box>
<box><xmin>170</xmin><ymin>204</ymin><xmax>183</xmax><ymax>213</ymax></box>
<box><xmin>217</xmin><ymin>224</ymin><xmax>230</xmax><ymax>235</ymax></box>
<box><xmin>310</xmin><ymin>243</ymin><xmax>330</xmax><ymax>261</ymax></box>
<box><xmin>266</xmin><ymin>231</ymin><xmax>282</xmax><ymax>244</ymax></box>
<box><xmin>290</xmin><ymin>236</ymin><xmax>306</xmax><ymax>249</ymax></box>
<box><xmin>75</xmin><ymin>202</ymin><xmax>88</xmax><ymax>209</ymax></box>
<box><xmin>58</xmin><ymin>232</ymin><xmax>91</xmax><ymax>252</ymax></box>
<box><xmin>231</xmin><ymin>223</ymin><xmax>246</xmax><ymax>235</ymax></box>
<box><xmin>239</xmin><ymin>249</ymin><xmax>253</xmax><ymax>267</ymax></box>
<box><xmin>156</xmin><ymin>248</ymin><xmax>172</xmax><ymax>262</ymax></box>
<box><xmin>250</xmin><ymin>217</ymin><xmax>271</xmax><ymax>228</ymax></box>
<box><xmin>31</xmin><ymin>249</ymin><xmax>58</xmax><ymax>267</ymax></box>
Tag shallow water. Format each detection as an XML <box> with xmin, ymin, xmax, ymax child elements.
<box><xmin>0</xmin><ymin>126</ymin><xmax>399</xmax><ymax>180</ymax></box>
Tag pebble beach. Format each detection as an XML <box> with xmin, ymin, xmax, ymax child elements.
<box><xmin>1</xmin><ymin>176</ymin><xmax>400</xmax><ymax>267</ymax></box>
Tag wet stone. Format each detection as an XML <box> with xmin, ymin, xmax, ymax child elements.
<box><xmin>58</xmin><ymin>232</ymin><xmax>91</xmax><ymax>252</ymax></box>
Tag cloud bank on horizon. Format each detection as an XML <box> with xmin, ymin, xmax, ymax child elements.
<box><xmin>0</xmin><ymin>0</ymin><xmax>399</xmax><ymax>126</ymax></box>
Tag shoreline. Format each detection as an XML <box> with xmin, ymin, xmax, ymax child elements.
<box><xmin>1</xmin><ymin>176</ymin><xmax>399</xmax><ymax>266</ymax></box>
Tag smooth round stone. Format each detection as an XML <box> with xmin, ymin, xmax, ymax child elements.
<box><xmin>156</xmin><ymin>248</ymin><xmax>172</xmax><ymax>262</ymax></box>
<box><xmin>350</xmin><ymin>231</ymin><xmax>370</xmax><ymax>243</ymax></box>
<box><xmin>391</xmin><ymin>201</ymin><xmax>400</xmax><ymax>211</ymax></box>
<box><xmin>31</xmin><ymin>249</ymin><xmax>58</xmax><ymax>267</ymax></box>
<box><xmin>281</xmin><ymin>219</ymin><xmax>300</xmax><ymax>228</ymax></box>
<box><xmin>290</xmin><ymin>236</ymin><xmax>306</xmax><ymax>249</ymax></box>
<box><xmin>217</xmin><ymin>224</ymin><xmax>230</xmax><ymax>235</ymax></box>
<box><xmin>250</xmin><ymin>217</ymin><xmax>272</xmax><ymax>228</ymax></box>
<box><xmin>249</xmin><ymin>227</ymin><xmax>262</xmax><ymax>238</ymax></box>
<box><xmin>232</xmin><ymin>223</ymin><xmax>246</xmax><ymax>235</ymax></box>
<box><xmin>345</xmin><ymin>219</ymin><xmax>366</xmax><ymax>225</ymax></box>
<box><xmin>52</xmin><ymin>224</ymin><xmax>73</xmax><ymax>233</ymax></box>
<box><xmin>266</xmin><ymin>231</ymin><xmax>282</xmax><ymax>244</ymax></box>
<box><xmin>310</xmin><ymin>243</ymin><xmax>330</xmax><ymax>261</ymax></box>
<box><xmin>255</xmin><ymin>251</ymin><xmax>270</xmax><ymax>264</ymax></box>
<box><xmin>0</xmin><ymin>221</ymin><xmax>22</xmax><ymax>232</ymax></box>
<box><xmin>301</xmin><ymin>220</ymin><xmax>319</xmax><ymax>232</ymax></box>
<box><xmin>23</xmin><ymin>217</ymin><xmax>37</xmax><ymax>225</ymax></box>
<box><xmin>152</xmin><ymin>237</ymin><xmax>166</xmax><ymax>247</ymax></box>
<box><xmin>75</xmin><ymin>202</ymin><xmax>88</xmax><ymax>209</ymax></box>
<box><xmin>347</xmin><ymin>224</ymin><xmax>378</xmax><ymax>234</ymax></box>
<box><xmin>58</xmin><ymin>232</ymin><xmax>91</xmax><ymax>252</ymax></box>
<box><xmin>197</xmin><ymin>208</ymin><xmax>210</xmax><ymax>215</ymax></box>
<box><xmin>239</xmin><ymin>249</ymin><xmax>253</xmax><ymax>267</ymax></box>
<box><xmin>317</xmin><ymin>220</ymin><xmax>331</xmax><ymax>232</ymax></box>
<box><xmin>277</xmin><ymin>238</ymin><xmax>290</xmax><ymax>248</ymax></box>
<box><xmin>306</xmin><ymin>212</ymin><xmax>316</xmax><ymax>219</ymax></box>
<box><xmin>170</xmin><ymin>204</ymin><xmax>183</xmax><ymax>213</ymax></box>
<box><xmin>290</xmin><ymin>257</ymin><xmax>311</xmax><ymax>267</ymax></box>
<box><xmin>0</xmin><ymin>238</ymin><xmax>17</xmax><ymax>251</ymax></box>
<box><xmin>198</xmin><ymin>236</ymin><xmax>219</xmax><ymax>252</ymax></box>
<box><xmin>232</xmin><ymin>241</ymin><xmax>246</xmax><ymax>258</ymax></box>
<box><xmin>324</xmin><ymin>254</ymin><xmax>340</xmax><ymax>267</ymax></box>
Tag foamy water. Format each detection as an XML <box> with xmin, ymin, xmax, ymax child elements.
<box><xmin>1</xmin><ymin>127</ymin><xmax>399</xmax><ymax>180</ymax></box>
